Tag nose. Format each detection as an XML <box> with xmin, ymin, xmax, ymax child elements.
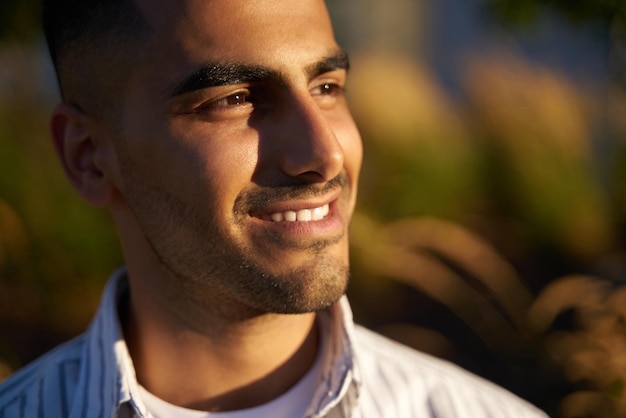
<box><xmin>273</xmin><ymin>93</ymin><xmax>345</xmax><ymax>183</ymax></box>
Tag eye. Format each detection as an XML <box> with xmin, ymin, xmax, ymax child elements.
<box><xmin>193</xmin><ymin>90</ymin><xmax>253</xmax><ymax>116</ymax></box>
<box><xmin>311</xmin><ymin>82</ymin><xmax>344</xmax><ymax>98</ymax></box>
<box><xmin>212</xmin><ymin>92</ymin><xmax>250</xmax><ymax>108</ymax></box>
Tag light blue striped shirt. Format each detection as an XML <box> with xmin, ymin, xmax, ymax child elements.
<box><xmin>0</xmin><ymin>268</ymin><xmax>547</xmax><ymax>417</ymax></box>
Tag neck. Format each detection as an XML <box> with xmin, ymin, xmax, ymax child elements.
<box><xmin>113</xmin><ymin>209</ymin><xmax>323</xmax><ymax>411</ymax></box>
<box><xmin>122</xmin><ymin>270</ymin><xmax>320</xmax><ymax>412</ymax></box>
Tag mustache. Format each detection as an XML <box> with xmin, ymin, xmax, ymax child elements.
<box><xmin>235</xmin><ymin>173</ymin><xmax>349</xmax><ymax>212</ymax></box>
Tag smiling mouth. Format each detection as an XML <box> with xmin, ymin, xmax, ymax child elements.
<box><xmin>258</xmin><ymin>203</ymin><xmax>331</xmax><ymax>222</ymax></box>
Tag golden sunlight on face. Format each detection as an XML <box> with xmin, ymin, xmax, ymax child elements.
<box><xmin>111</xmin><ymin>0</ymin><xmax>363</xmax><ymax>314</ymax></box>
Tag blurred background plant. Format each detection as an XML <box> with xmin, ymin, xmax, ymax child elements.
<box><xmin>2</xmin><ymin>0</ymin><xmax>626</xmax><ymax>417</ymax></box>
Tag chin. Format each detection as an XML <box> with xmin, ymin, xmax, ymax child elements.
<box><xmin>235</xmin><ymin>258</ymin><xmax>351</xmax><ymax>315</ymax></box>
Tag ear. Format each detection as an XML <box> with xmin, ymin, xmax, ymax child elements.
<box><xmin>50</xmin><ymin>103</ymin><xmax>118</xmax><ymax>207</ymax></box>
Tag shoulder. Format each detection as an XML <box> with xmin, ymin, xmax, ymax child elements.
<box><xmin>0</xmin><ymin>335</ymin><xmax>86</xmax><ymax>417</ymax></box>
<box><xmin>352</xmin><ymin>326</ymin><xmax>547</xmax><ymax>417</ymax></box>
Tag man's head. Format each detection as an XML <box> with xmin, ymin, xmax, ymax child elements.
<box><xmin>47</xmin><ymin>0</ymin><xmax>363</xmax><ymax>318</ymax></box>
<box><xmin>43</xmin><ymin>0</ymin><xmax>149</xmax><ymax>113</ymax></box>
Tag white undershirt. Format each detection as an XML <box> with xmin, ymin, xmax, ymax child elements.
<box><xmin>139</xmin><ymin>331</ymin><xmax>325</xmax><ymax>418</ymax></box>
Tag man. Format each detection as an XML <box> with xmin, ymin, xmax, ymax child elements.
<box><xmin>0</xmin><ymin>0</ymin><xmax>547</xmax><ymax>417</ymax></box>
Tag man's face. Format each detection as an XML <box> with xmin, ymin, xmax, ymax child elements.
<box><xmin>110</xmin><ymin>0</ymin><xmax>362</xmax><ymax>314</ymax></box>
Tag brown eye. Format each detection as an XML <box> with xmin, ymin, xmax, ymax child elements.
<box><xmin>196</xmin><ymin>90</ymin><xmax>253</xmax><ymax>115</ymax></box>
<box><xmin>216</xmin><ymin>92</ymin><xmax>249</xmax><ymax>107</ymax></box>
<box><xmin>311</xmin><ymin>82</ymin><xmax>343</xmax><ymax>98</ymax></box>
<box><xmin>320</xmin><ymin>83</ymin><xmax>338</xmax><ymax>95</ymax></box>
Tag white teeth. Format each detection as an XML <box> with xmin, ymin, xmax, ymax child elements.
<box><xmin>312</xmin><ymin>207</ymin><xmax>323</xmax><ymax>218</ymax></box>
<box><xmin>284</xmin><ymin>211</ymin><xmax>297</xmax><ymax>221</ymax></box>
<box><xmin>268</xmin><ymin>203</ymin><xmax>330</xmax><ymax>222</ymax></box>
<box><xmin>297</xmin><ymin>209</ymin><xmax>312</xmax><ymax>221</ymax></box>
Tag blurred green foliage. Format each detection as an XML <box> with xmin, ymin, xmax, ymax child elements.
<box><xmin>485</xmin><ymin>0</ymin><xmax>625</xmax><ymax>26</ymax></box>
<box><xmin>345</xmin><ymin>49</ymin><xmax>626</xmax><ymax>416</ymax></box>
<box><xmin>0</xmin><ymin>0</ymin><xmax>41</xmax><ymax>42</ymax></box>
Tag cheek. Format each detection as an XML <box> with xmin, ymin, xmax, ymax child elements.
<box><xmin>167</xmin><ymin>121</ymin><xmax>260</xmax><ymax>203</ymax></box>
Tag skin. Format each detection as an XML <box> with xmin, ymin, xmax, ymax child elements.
<box><xmin>50</xmin><ymin>0</ymin><xmax>362</xmax><ymax>412</ymax></box>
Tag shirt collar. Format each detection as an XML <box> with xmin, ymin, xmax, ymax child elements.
<box><xmin>305</xmin><ymin>298</ymin><xmax>362</xmax><ymax>418</ymax></box>
<box><xmin>77</xmin><ymin>267</ymin><xmax>148</xmax><ymax>418</ymax></box>
<box><xmin>80</xmin><ymin>267</ymin><xmax>361</xmax><ymax>418</ymax></box>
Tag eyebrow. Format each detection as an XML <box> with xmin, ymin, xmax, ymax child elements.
<box><xmin>166</xmin><ymin>49</ymin><xmax>350</xmax><ymax>98</ymax></box>
<box><xmin>305</xmin><ymin>49</ymin><xmax>350</xmax><ymax>79</ymax></box>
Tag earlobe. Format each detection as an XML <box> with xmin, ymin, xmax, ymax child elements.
<box><xmin>50</xmin><ymin>103</ymin><xmax>116</xmax><ymax>207</ymax></box>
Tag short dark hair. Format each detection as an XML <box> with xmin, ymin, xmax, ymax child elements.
<box><xmin>42</xmin><ymin>0</ymin><xmax>149</xmax><ymax>102</ymax></box>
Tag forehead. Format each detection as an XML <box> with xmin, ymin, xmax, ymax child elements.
<box><xmin>135</xmin><ymin>0</ymin><xmax>338</xmax><ymax>73</ymax></box>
